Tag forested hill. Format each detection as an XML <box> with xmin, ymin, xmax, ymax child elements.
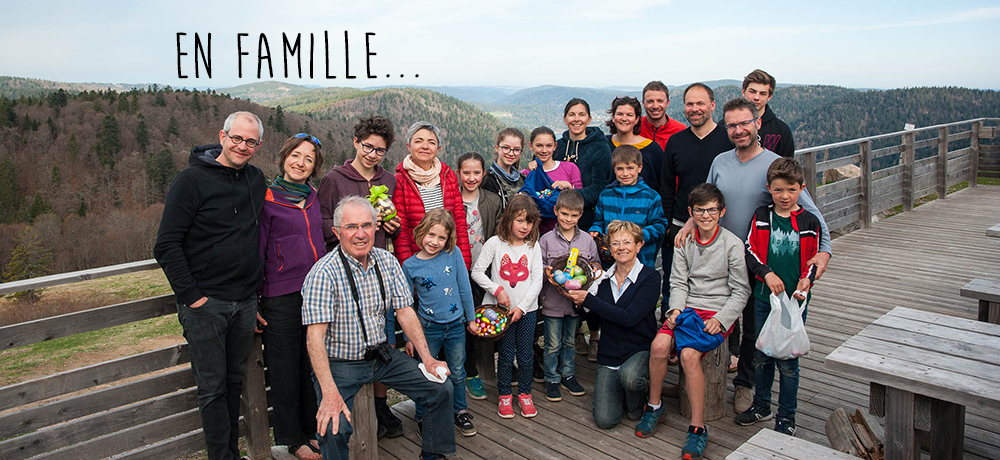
<box><xmin>0</xmin><ymin>85</ymin><xmax>500</xmax><ymax>276</ymax></box>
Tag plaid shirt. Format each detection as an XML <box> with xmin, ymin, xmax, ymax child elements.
<box><xmin>302</xmin><ymin>246</ymin><xmax>413</xmax><ymax>360</ymax></box>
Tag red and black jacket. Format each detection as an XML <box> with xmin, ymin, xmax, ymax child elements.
<box><xmin>745</xmin><ymin>204</ymin><xmax>819</xmax><ymax>285</ymax></box>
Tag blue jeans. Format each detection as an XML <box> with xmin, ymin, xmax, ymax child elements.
<box><xmin>314</xmin><ymin>348</ymin><xmax>455</xmax><ymax>460</ymax></box>
<box><xmin>593</xmin><ymin>351</ymin><xmax>650</xmax><ymax>429</ymax></box>
<box><xmin>414</xmin><ymin>317</ymin><xmax>468</xmax><ymax>421</ymax></box>
<box><xmin>543</xmin><ymin>314</ymin><xmax>582</xmax><ymax>383</ymax></box>
<box><xmin>752</xmin><ymin>297</ymin><xmax>808</xmax><ymax>420</ymax></box>
<box><xmin>176</xmin><ymin>295</ymin><xmax>257</xmax><ymax>460</ymax></box>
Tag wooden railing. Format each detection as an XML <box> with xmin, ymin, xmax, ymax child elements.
<box><xmin>795</xmin><ymin>118</ymin><xmax>999</xmax><ymax>232</ymax></box>
<box><xmin>0</xmin><ymin>117</ymin><xmax>997</xmax><ymax>460</ymax></box>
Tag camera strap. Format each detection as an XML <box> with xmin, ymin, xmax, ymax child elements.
<box><xmin>337</xmin><ymin>246</ymin><xmax>388</xmax><ymax>347</ymax></box>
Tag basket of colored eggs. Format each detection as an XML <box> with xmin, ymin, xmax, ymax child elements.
<box><xmin>546</xmin><ymin>255</ymin><xmax>603</xmax><ymax>294</ymax></box>
<box><xmin>473</xmin><ymin>304</ymin><xmax>510</xmax><ymax>341</ymax></box>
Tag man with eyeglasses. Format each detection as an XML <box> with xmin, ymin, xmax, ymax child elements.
<box><xmin>640</xmin><ymin>81</ymin><xmax>687</xmax><ymax>150</ymax></box>
<box><xmin>742</xmin><ymin>69</ymin><xmax>795</xmax><ymax>158</ymax></box>
<box><xmin>318</xmin><ymin>115</ymin><xmax>407</xmax><ymax>439</ymax></box>
<box><xmin>154</xmin><ymin>111</ymin><xmax>267</xmax><ymax>460</ymax></box>
<box><xmin>303</xmin><ymin>196</ymin><xmax>455</xmax><ymax>460</ymax></box>
<box><xmin>674</xmin><ymin>98</ymin><xmax>831</xmax><ymax>416</ymax></box>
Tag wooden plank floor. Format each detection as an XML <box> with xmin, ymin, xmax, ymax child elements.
<box><xmin>378</xmin><ymin>185</ymin><xmax>1000</xmax><ymax>460</ymax></box>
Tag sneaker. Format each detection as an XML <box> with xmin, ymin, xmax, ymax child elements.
<box><xmin>734</xmin><ymin>404</ymin><xmax>773</xmax><ymax>426</ymax></box>
<box><xmin>454</xmin><ymin>410</ymin><xmax>476</xmax><ymax>437</ymax></box>
<box><xmin>681</xmin><ymin>425</ymin><xmax>708</xmax><ymax>460</ymax></box>
<box><xmin>418</xmin><ymin>451</ymin><xmax>448</xmax><ymax>460</ymax></box>
<box><xmin>498</xmin><ymin>395</ymin><xmax>514</xmax><ymax>419</ymax></box>
<box><xmin>635</xmin><ymin>403</ymin><xmax>667</xmax><ymax>438</ymax></box>
<box><xmin>774</xmin><ymin>417</ymin><xmax>796</xmax><ymax>436</ymax></box>
<box><xmin>575</xmin><ymin>333</ymin><xmax>588</xmax><ymax>355</ymax></box>
<box><xmin>733</xmin><ymin>385</ymin><xmax>753</xmax><ymax>414</ymax></box>
<box><xmin>560</xmin><ymin>375</ymin><xmax>585</xmax><ymax>396</ymax></box>
<box><xmin>587</xmin><ymin>340</ymin><xmax>599</xmax><ymax>362</ymax></box>
<box><xmin>466</xmin><ymin>376</ymin><xmax>487</xmax><ymax>400</ymax></box>
<box><xmin>545</xmin><ymin>382</ymin><xmax>562</xmax><ymax>402</ymax></box>
<box><xmin>518</xmin><ymin>393</ymin><xmax>538</xmax><ymax>418</ymax></box>
<box><xmin>375</xmin><ymin>398</ymin><xmax>403</xmax><ymax>438</ymax></box>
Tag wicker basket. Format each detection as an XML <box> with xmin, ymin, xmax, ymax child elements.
<box><xmin>472</xmin><ymin>304</ymin><xmax>510</xmax><ymax>342</ymax></box>
<box><xmin>546</xmin><ymin>255</ymin><xmax>603</xmax><ymax>295</ymax></box>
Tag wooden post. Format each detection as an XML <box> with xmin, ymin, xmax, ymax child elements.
<box><xmin>242</xmin><ymin>334</ymin><xmax>272</xmax><ymax>460</ymax></box>
<box><xmin>348</xmin><ymin>383</ymin><xmax>377</xmax><ymax>460</ymax></box>
<box><xmin>937</xmin><ymin>126</ymin><xmax>948</xmax><ymax>199</ymax></box>
<box><xmin>970</xmin><ymin>121</ymin><xmax>981</xmax><ymax>187</ymax></box>
<box><xmin>885</xmin><ymin>387</ymin><xmax>918</xmax><ymax>460</ymax></box>
<box><xmin>930</xmin><ymin>398</ymin><xmax>965</xmax><ymax>460</ymax></box>
<box><xmin>901</xmin><ymin>132</ymin><xmax>916</xmax><ymax>212</ymax></box>
<box><xmin>859</xmin><ymin>140</ymin><xmax>872</xmax><ymax>229</ymax></box>
<box><xmin>802</xmin><ymin>150</ymin><xmax>817</xmax><ymax>197</ymax></box>
<box><xmin>678</xmin><ymin>343</ymin><xmax>728</xmax><ymax>422</ymax></box>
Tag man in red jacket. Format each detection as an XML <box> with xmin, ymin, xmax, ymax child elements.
<box><xmin>640</xmin><ymin>80</ymin><xmax>687</xmax><ymax>151</ymax></box>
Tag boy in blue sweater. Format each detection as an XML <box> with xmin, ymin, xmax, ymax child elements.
<box><xmin>589</xmin><ymin>145</ymin><xmax>668</xmax><ymax>268</ymax></box>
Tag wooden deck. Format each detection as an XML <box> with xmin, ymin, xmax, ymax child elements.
<box><xmin>377</xmin><ymin>185</ymin><xmax>1000</xmax><ymax>460</ymax></box>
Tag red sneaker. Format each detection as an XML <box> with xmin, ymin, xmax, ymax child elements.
<box><xmin>518</xmin><ymin>393</ymin><xmax>537</xmax><ymax>418</ymax></box>
<box><xmin>498</xmin><ymin>395</ymin><xmax>514</xmax><ymax>419</ymax></box>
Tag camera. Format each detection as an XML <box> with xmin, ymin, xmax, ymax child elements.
<box><xmin>363</xmin><ymin>342</ymin><xmax>393</xmax><ymax>363</ymax></box>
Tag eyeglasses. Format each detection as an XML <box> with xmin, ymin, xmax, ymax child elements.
<box><xmin>691</xmin><ymin>207</ymin><xmax>721</xmax><ymax>216</ymax></box>
<box><xmin>498</xmin><ymin>145</ymin><xmax>523</xmax><ymax>155</ymax></box>
<box><xmin>338</xmin><ymin>222</ymin><xmax>375</xmax><ymax>233</ymax></box>
<box><xmin>613</xmin><ymin>96</ymin><xmax>638</xmax><ymax>105</ymax></box>
<box><xmin>294</xmin><ymin>133</ymin><xmax>322</xmax><ymax>147</ymax></box>
<box><xmin>609</xmin><ymin>239</ymin><xmax>636</xmax><ymax>248</ymax></box>
<box><xmin>225</xmin><ymin>133</ymin><xmax>260</xmax><ymax>148</ymax></box>
<box><xmin>725</xmin><ymin>118</ymin><xmax>758</xmax><ymax>132</ymax></box>
<box><xmin>361</xmin><ymin>142</ymin><xmax>388</xmax><ymax>157</ymax></box>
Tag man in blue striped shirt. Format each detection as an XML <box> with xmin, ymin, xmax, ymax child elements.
<box><xmin>303</xmin><ymin>196</ymin><xmax>455</xmax><ymax>460</ymax></box>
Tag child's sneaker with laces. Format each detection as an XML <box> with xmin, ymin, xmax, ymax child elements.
<box><xmin>454</xmin><ymin>410</ymin><xmax>476</xmax><ymax>437</ymax></box>
<box><xmin>517</xmin><ymin>393</ymin><xmax>537</xmax><ymax>418</ymax></box>
<box><xmin>544</xmin><ymin>382</ymin><xmax>562</xmax><ymax>402</ymax></box>
<box><xmin>681</xmin><ymin>425</ymin><xmax>708</xmax><ymax>460</ymax></box>
<box><xmin>774</xmin><ymin>417</ymin><xmax>796</xmax><ymax>436</ymax></box>
<box><xmin>634</xmin><ymin>403</ymin><xmax>666</xmax><ymax>438</ymax></box>
<box><xmin>466</xmin><ymin>376</ymin><xmax>487</xmax><ymax>400</ymax></box>
<box><xmin>734</xmin><ymin>403</ymin><xmax>773</xmax><ymax>426</ymax></box>
<box><xmin>560</xmin><ymin>375</ymin><xmax>586</xmax><ymax>396</ymax></box>
<box><xmin>497</xmin><ymin>395</ymin><xmax>514</xmax><ymax>418</ymax></box>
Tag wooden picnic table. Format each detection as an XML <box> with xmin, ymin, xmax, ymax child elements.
<box><xmin>825</xmin><ymin>306</ymin><xmax>1000</xmax><ymax>460</ymax></box>
<box><xmin>987</xmin><ymin>224</ymin><xmax>1000</xmax><ymax>238</ymax></box>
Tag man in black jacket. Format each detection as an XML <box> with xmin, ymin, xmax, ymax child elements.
<box><xmin>154</xmin><ymin>111</ymin><xmax>266</xmax><ymax>460</ymax></box>
<box><xmin>742</xmin><ymin>69</ymin><xmax>795</xmax><ymax>158</ymax></box>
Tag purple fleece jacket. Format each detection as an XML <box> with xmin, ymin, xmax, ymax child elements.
<box><xmin>258</xmin><ymin>187</ymin><xmax>327</xmax><ymax>298</ymax></box>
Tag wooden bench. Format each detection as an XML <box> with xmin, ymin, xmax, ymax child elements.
<box><xmin>726</xmin><ymin>429</ymin><xmax>857</xmax><ymax>459</ymax></box>
<box><xmin>826</xmin><ymin>307</ymin><xmax>1000</xmax><ymax>460</ymax></box>
<box><xmin>960</xmin><ymin>278</ymin><xmax>1000</xmax><ymax>324</ymax></box>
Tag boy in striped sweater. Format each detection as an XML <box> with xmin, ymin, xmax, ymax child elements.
<box><xmin>589</xmin><ymin>145</ymin><xmax>668</xmax><ymax>268</ymax></box>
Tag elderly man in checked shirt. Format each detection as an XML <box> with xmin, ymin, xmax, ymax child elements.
<box><xmin>303</xmin><ymin>196</ymin><xmax>455</xmax><ymax>460</ymax></box>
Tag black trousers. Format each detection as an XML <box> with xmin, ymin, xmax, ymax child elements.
<box><xmin>260</xmin><ymin>292</ymin><xmax>318</xmax><ymax>447</ymax></box>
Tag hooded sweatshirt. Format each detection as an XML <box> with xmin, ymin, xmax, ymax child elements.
<box><xmin>759</xmin><ymin>105</ymin><xmax>795</xmax><ymax>158</ymax></box>
<box><xmin>555</xmin><ymin>126</ymin><xmax>612</xmax><ymax>230</ymax></box>
<box><xmin>154</xmin><ymin>144</ymin><xmax>266</xmax><ymax>305</ymax></box>
<box><xmin>318</xmin><ymin>160</ymin><xmax>398</xmax><ymax>251</ymax></box>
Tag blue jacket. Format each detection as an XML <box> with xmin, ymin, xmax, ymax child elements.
<box><xmin>589</xmin><ymin>178</ymin><xmax>668</xmax><ymax>267</ymax></box>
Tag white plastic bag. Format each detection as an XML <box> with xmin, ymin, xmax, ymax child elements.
<box><xmin>756</xmin><ymin>292</ymin><xmax>810</xmax><ymax>359</ymax></box>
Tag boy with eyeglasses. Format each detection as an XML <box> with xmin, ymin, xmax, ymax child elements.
<box><xmin>318</xmin><ymin>115</ymin><xmax>406</xmax><ymax>439</ymax></box>
<box><xmin>636</xmin><ymin>183</ymin><xmax>749</xmax><ymax>460</ymax></box>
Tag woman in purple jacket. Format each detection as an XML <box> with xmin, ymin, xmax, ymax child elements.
<box><xmin>259</xmin><ymin>133</ymin><xmax>326</xmax><ymax>460</ymax></box>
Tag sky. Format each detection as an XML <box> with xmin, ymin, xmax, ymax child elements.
<box><xmin>2</xmin><ymin>0</ymin><xmax>999</xmax><ymax>90</ymax></box>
